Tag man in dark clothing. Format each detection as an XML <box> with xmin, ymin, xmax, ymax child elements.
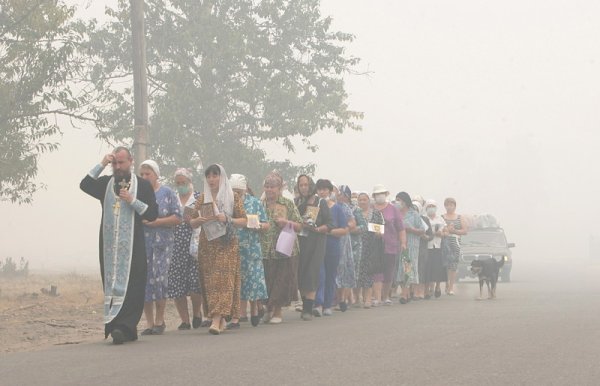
<box><xmin>80</xmin><ymin>147</ymin><xmax>158</xmax><ymax>344</ymax></box>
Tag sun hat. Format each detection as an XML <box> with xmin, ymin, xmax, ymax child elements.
<box><xmin>372</xmin><ymin>184</ymin><xmax>388</xmax><ymax>195</ymax></box>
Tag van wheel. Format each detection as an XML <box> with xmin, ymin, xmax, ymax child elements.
<box><xmin>501</xmin><ymin>271</ymin><xmax>511</xmax><ymax>282</ymax></box>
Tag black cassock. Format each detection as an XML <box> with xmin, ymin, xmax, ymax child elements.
<box><xmin>80</xmin><ymin>173</ymin><xmax>158</xmax><ymax>340</ymax></box>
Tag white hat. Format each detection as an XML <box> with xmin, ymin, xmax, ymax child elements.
<box><xmin>140</xmin><ymin>159</ymin><xmax>160</xmax><ymax>177</ymax></box>
<box><xmin>372</xmin><ymin>184</ymin><xmax>388</xmax><ymax>195</ymax></box>
<box><xmin>229</xmin><ymin>174</ymin><xmax>247</xmax><ymax>190</ymax></box>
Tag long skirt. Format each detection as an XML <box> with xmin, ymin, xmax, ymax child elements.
<box><xmin>198</xmin><ymin>237</ymin><xmax>241</xmax><ymax>319</ymax></box>
<box><xmin>428</xmin><ymin>248</ymin><xmax>447</xmax><ymax>282</ymax></box>
<box><xmin>240</xmin><ymin>254</ymin><xmax>268</xmax><ymax>301</ymax></box>
<box><xmin>336</xmin><ymin>234</ymin><xmax>356</xmax><ymax>288</ymax></box>
<box><xmin>442</xmin><ymin>236</ymin><xmax>461</xmax><ymax>271</ymax></box>
<box><xmin>167</xmin><ymin>233</ymin><xmax>201</xmax><ymax>299</ymax></box>
<box><xmin>297</xmin><ymin>233</ymin><xmax>326</xmax><ymax>293</ymax></box>
<box><xmin>264</xmin><ymin>256</ymin><xmax>299</xmax><ymax>308</ymax></box>
<box><xmin>417</xmin><ymin>244</ymin><xmax>430</xmax><ymax>284</ymax></box>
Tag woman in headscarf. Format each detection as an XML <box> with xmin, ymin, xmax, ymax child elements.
<box><xmin>441</xmin><ymin>197</ymin><xmax>469</xmax><ymax>295</ymax></box>
<box><xmin>139</xmin><ymin>160</ymin><xmax>182</xmax><ymax>335</ymax></box>
<box><xmin>414</xmin><ymin>201</ymin><xmax>433</xmax><ymax>300</ymax></box>
<box><xmin>425</xmin><ymin>199</ymin><xmax>447</xmax><ymax>298</ymax></box>
<box><xmin>356</xmin><ymin>192</ymin><xmax>384</xmax><ymax>308</ymax></box>
<box><xmin>260</xmin><ymin>171</ymin><xmax>303</xmax><ymax>324</ymax></box>
<box><xmin>313</xmin><ymin>179</ymin><xmax>348</xmax><ymax>317</ymax></box>
<box><xmin>347</xmin><ymin>189</ymin><xmax>368</xmax><ymax>308</ymax></box>
<box><xmin>168</xmin><ymin>168</ymin><xmax>203</xmax><ymax>330</ymax></box>
<box><xmin>336</xmin><ymin>184</ymin><xmax>360</xmax><ymax>311</ymax></box>
<box><xmin>228</xmin><ymin>174</ymin><xmax>270</xmax><ymax>328</ymax></box>
<box><xmin>294</xmin><ymin>175</ymin><xmax>332</xmax><ymax>321</ymax></box>
<box><xmin>395</xmin><ymin>192</ymin><xmax>426</xmax><ymax>304</ymax></box>
<box><xmin>189</xmin><ymin>164</ymin><xmax>247</xmax><ymax>335</ymax></box>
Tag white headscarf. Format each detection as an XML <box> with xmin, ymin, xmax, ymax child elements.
<box><xmin>203</xmin><ymin>164</ymin><xmax>234</xmax><ymax>216</ymax></box>
<box><xmin>229</xmin><ymin>174</ymin><xmax>247</xmax><ymax>190</ymax></box>
<box><xmin>140</xmin><ymin>159</ymin><xmax>160</xmax><ymax>177</ymax></box>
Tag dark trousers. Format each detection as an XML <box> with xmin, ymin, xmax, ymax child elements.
<box><xmin>315</xmin><ymin>252</ymin><xmax>341</xmax><ymax>308</ymax></box>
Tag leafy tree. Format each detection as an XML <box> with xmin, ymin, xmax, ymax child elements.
<box><xmin>86</xmin><ymin>0</ymin><xmax>362</xmax><ymax>188</ymax></box>
<box><xmin>0</xmin><ymin>0</ymin><xmax>91</xmax><ymax>204</ymax></box>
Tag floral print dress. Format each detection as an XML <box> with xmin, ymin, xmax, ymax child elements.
<box><xmin>238</xmin><ymin>194</ymin><xmax>268</xmax><ymax>301</ymax></box>
<box><xmin>167</xmin><ymin>191</ymin><xmax>201</xmax><ymax>299</ymax></box>
<box><xmin>397</xmin><ymin>208</ymin><xmax>426</xmax><ymax>285</ymax></box>
<box><xmin>144</xmin><ymin>185</ymin><xmax>182</xmax><ymax>302</ymax></box>
<box><xmin>336</xmin><ymin>202</ymin><xmax>356</xmax><ymax>289</ymax></box>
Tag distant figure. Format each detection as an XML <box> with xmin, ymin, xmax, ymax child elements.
<box><xmin>294</xmin><ymin>175</ymin><xmax>332</xmax><ymax>321</ymax></box>
<box><xmin>356</xmin><ymin>192</ymin><xmax>385</xmax><ymax>308</ymax></box>
<box><xmin>228</xmin><ymin>174</ymin><xmax>270</xmax><ymax>328</ymax></box>
<box><xmin>371</xmin><ymin>185</ymin><xmax>406</xmax><ymax>306</ymax></box>
<box><xmin>424</xmin><ymin>200</ymin><xmax>447</xmax><ymax>298</ymax></box>
<box><xmin>395</xmin><ymin>192</ymin><xmax>426</xmax><ymax>304</ymax></box>
<box><xmin>313</xmin><ymin>179</ymin><xmax>348</xmax><ymax>317</ymax></box>
<box><xmin>260</xmin><ymin>171</ymin><xmax>303</xmax><ymax>324</ymax></box>
<box><xmin>441</xmin><ymin>197</ymin><xmax>469</xmax><ymax>295</ymax></box>
<box><xmin>80</xmin><ymin>147</ymin><xmax>158</xmax><ymax>344</ymax></box>
<box><xmin>139</xmin><ymin>160</ymin><xmax>182</xmax><ymax>336</ymax></box>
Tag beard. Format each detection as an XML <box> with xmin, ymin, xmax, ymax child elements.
<box><xmin>114</xmin><ymin>168</ymin><xmax>131</xmax><ymax>178</ymax></box>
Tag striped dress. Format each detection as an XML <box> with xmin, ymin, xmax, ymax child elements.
<box><xmin>441</xmin><ymin>215</ymin><xmax>462</xmax><ymax>271</ymax></box>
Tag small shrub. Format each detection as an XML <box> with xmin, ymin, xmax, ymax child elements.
<box><xmin>0</xmin><ymin>257</ymin><xmax>29</xmax><ymax>278</ymax></box>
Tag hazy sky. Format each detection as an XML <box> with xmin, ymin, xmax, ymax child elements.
<box><xmin>1</xmin><ymin>0</ymin><xmax>599</xmax><ymax>272</ymax></box>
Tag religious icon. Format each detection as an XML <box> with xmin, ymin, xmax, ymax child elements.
<box><xmin>368</xmin><ymin>223</ymin><xmax>384</xmax><ymax>234</ymax></box>
<box><xmin>273</xmin><ymin>204</ymin><xmax>287</xmax><ymax>220</ymax></box>
<box><xmin>246</xmin><ymin>214</ymin><xmax>260</xmax><ymax>229</ymax></box>
<box><xmin>200</xmin><ymin>203</ymin><xmax>216</xmax><ymax>218</ymax></box>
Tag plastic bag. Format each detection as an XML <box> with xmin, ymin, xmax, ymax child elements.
<box><xmin>275</xmin><ymin>222</ymin><xmax>296</xmax><ymax>257</ymax></box>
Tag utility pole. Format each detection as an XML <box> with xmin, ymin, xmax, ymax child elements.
<box><xmin>130</xmin><ymin>0</ymin><xmax>149</xmax><ymax>168</ymax></box>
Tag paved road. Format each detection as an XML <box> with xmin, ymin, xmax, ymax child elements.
<box><xmin>2</xmin><ymin>261</ymin><xmax>599</xmax><ymax>385</ymax></box>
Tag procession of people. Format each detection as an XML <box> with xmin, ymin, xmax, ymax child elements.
<box><xmin>81</xmin><ymin>147</ymin><xmax>469</xmax><ymax>343</ymax></box>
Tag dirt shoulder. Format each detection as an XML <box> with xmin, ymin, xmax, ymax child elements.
<box><xmin>0</xmin><ymin>273</ymin><xmax>105</xmax><ymax>353</ymax></box>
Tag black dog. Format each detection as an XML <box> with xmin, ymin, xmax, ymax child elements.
<box><xmin>470</xmin><ymin>257</ymin><xmax>506</xmax><ymax>300</ymax></box>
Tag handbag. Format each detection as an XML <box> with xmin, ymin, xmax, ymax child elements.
<box><xmin>275</xmin><ymin>222</ymin><xmax>296</xmax><ymax>257</ymax></box>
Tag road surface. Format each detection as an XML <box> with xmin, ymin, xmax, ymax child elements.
<box><xmin>2</xmin><ymin>260</ymin><xmax>599</xmax><ymax>385</ymax></box>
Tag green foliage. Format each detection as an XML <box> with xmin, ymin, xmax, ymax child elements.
<box><xmin>0</xmin><ymin>257</ymin><xmax>29</xmax><ymax>278</ymax></box>
<box><xmin>86</xmin><ymin>0</ymin><xmax>362</xmax><ymax>187</ymax></box>
<box><xmin>0</xmin><ymin>0</ymin><xmax>90</xmax><ymax>204</ymax></box>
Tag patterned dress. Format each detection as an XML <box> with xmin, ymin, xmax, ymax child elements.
<box><xmin>336</xmin><ymin>202</ymin><xmax>356</xmax><ymax>289</ymax></box>
<box><xmin>238</xmin><ymin>194</ymin><xmax>268</xmax><ymax>301</ymax></box>
<box><xmin>144</xmin><ymin>185</ymin><xmax>182</xmax><ymax>302</ymax></box>
<box><xmin>397</xmin><ymin>208</ymin><xmax>426</xmax><ymax>285</ymax></box>
<box><xmin>357</xmin><ymin>208</ymin><xmax>384</xmax><ymax>288</ymax></box>
<box><xmin>261</xmin><ymin>196</ymin><xmax>302</xmax><ymax>308</ymax></box>
<box><xmin>195</xmin><ymin>193</ymin><xmax>246</xmax><ymax>318</ymax></box>
<box><xmin>167</xmin><ymin>191</ymin><xmax>201</xmax><ymax>299</ymax></box>
<box><xmin>350</xmin><ymin>205</ymin><xmax>368</xmax><ymax>285</ymax></box>
<box><xmin>442</xmin><ymin>215</ymin><xmax>463</xmax><ymax>271</ymax></box>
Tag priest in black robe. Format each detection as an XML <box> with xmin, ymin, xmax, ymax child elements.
<box><xmin>80</xmin><ymin>147</ymin><xmax>158</xmax><ymax>344</ymax></box>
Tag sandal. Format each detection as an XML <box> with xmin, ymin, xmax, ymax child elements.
<box><xmin>192</xmin><ymin>316</ymin><xmax>202</xmax><ymax>329</ymax></box>
<box><xmin>151</xmin><ymin>323</ymin><xmax>166</xmax><ymax>335</ymax></box>
<box><xmin>200</xmin><ymin>319</ymin><xmax>212</xmax><ymax>328</ymax></box>
<box><xmin>208</xmin><ymin>325</ymin><xmax>220</xmax><ymax>335</ymax></box>
<box><xmin>141</xmin><ymin>328</ymin><xmax>154</xmax><ymax>336</ymax></box>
